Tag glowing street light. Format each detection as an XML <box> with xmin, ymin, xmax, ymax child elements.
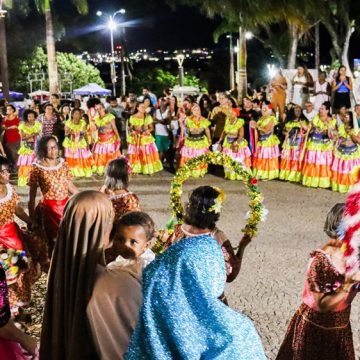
<box><xmin>267</xmin><ymin>64</ymin><xmax>277</xmax><ymax>79</ymax></box>
<box><xmin>245</xmin><ymin>31</ymin><xmax>253</xmax><ymax>40</ymax></box>
<box><xmin>97</xmin><ymin>9</ymin><xmax>127</xmax><ymax>96</ymax></box>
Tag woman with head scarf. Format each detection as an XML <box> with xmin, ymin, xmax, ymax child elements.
<box><xmin>126</xmin><ymin>186</ymin><xmax>265</xmax><ymax>359</ymax></box>
<box><xmin>40</xmin><ymin>191</ymin><xmax>114</xmax><ymax>360</ymax></box>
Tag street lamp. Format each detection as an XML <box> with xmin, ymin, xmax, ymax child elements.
<box><xmin>97</xmin><ymin>9</ymin><xmax>126</xmax><ymax>97</ymax></box>
<box><xmin>226</xmin><ymin>34</ymin><xmax>235</xmax><ymax>90</ymax></box>
<box><xmin>176</xmin><ymin>54</ymin><xmax>185</xmax><ymax>87</ymax></box>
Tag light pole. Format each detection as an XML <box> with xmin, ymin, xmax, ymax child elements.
<box><xmin>226</xmin><ymin>34</ymin><xmax>235</xmax><ymax>91</ymax></box>
<box><xmin>176</xmin><ymin>54</ymin><xmax>185</xmax><ymax>87</ymax></box>
<box><xmin>97</xmin><ymin>9</ymin><xmax>126</xmax><ymax>97</ymax></box>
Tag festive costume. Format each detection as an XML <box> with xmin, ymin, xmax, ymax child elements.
<box><xmin>0</xmin><ymin>264</ymin><xmax>31</xmax><ymax>360</ymax></box>
<box><xmin>126</xmin><ymin>234</ymin><xmax>266</xmax><ymax>359</ymax></box>
<box><xmin>63</xmin><ymin>119</ymin><xmax>93</xmax><ymax>178</ymax></box>
<box><xmin>92</xmin><ymin>113</ymin><xmax>121</xmax><ymax>176</ymax></box>
<box><xmin>276</xmin><ymin>250</ymin><xmax>358</xmax><ymax>360</ymax></box>
<box><xmin>17</xmin><ymin>121</ymin><xmax>41</xmax><ymax>187</ymax></box>
<box><xmin>279</xmin><ymin>120</ymin><xmax>308</xmax><ymax>182</ymax></box>
<box><xmin>180</xmin><ymin>116</ymin><xmax>211</xmax><ymax>177</ymax></box>
<box><xmin>302</xmin><ymin>115</ymin><xmax>336</xmax><ymax>188</ymax></box>
<box><xmin>252</xmin><ymin>116</ymin><xmax>280</xmax><ymax>180</ymax></box>
<box><xmin>127</xmin><ymin>115</ymin><xmax>163</xmax><ymax>175</ymax></box>
<box><xmin>0</xmin><ymin>184</ymin><xmax>41</xmax><ymax>313</ymax></box>
<box><xmin>110</xmin><ymin>191</ymin><xmax>141</xmax><ymax>221</ymax></box>
<box><xmin>28</xmin><ymin>159</ymin><xmax>71</xmax><ymax>254</ymax></box>
<box><xmin>331</xmin><ymin>124</ymin><xmax>360</xmax><ymax>193</ymax></box>
<box><xmin>221</xmin><ymin>118</ymin><xmax>252</xmax><ymax>179</ymax></box>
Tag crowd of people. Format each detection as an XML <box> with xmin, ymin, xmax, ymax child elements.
<box><xmin>0</xmin><ymin>64</ymin><xmax>359</xmax><ymax>359</ymax></box>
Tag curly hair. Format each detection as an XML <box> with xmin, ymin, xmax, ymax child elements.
<box><xmin>36</xmin><ymin>135</ymin><xmax>58</xmax><ymax>160</ymax></box>
<box><xmin>184</xmin><ymin>186</ymin><xmax>221</xmax><ymax>230</ymax></box>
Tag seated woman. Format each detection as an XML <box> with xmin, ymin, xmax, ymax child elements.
<box><xmin>0</xmin><ymin>264</ymin><xmax>38</xmax><ymax>360</ymax></box>
<box><xmin>87</xmin><ymin>211</ymin><xmax>155</xmax><ymax>360</ymax></box>
<box><xmin>126</xmin><ymin>186</ymin><xmax>265</xmax><ymax>359</ymax></box>
<box><xmin>276</xmin><ymin>203</ymin><xmax>360</xmax><ymax>360</ymax></box>
<box><xmin>28</xmin><ymin>136</ymin><xmax>78</xmax><ymax>256</ymax></box>
<box><xmin>40</xmin><ymin>191</ymin><xmax>115</xmax><ymax>360</ymax></box>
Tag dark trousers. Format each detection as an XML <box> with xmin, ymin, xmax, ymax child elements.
<box><xmin>4</xmin><ymin>141</ymin><xmax>20</xmax><ymax>172</ymax></box>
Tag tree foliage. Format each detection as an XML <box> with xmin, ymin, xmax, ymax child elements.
<box><xmin>10</xmin><ymin>47</ymin><xmax>104</xmax><ymax>93</ymax></box>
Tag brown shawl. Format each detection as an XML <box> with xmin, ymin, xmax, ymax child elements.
<box><xmin>40</xmin><ymin>191</ymin><xmax>114</xmax><ymax>360</ymax></box>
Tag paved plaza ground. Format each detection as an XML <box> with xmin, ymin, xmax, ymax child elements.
<box><xmin>19</xmin><ymin>171</ymin><xmax>359</xmax><ymax>359</ymax></box>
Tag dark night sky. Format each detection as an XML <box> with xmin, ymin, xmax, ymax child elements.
<box><xmin>56</xmin><ymin>0</ymin><xmax>222</xmax><ymax>53</ymax></box>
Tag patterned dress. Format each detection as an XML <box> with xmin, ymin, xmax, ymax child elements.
<box><xmin>92</xmin><ymin>114</ymin><xmax>121</xmax><ymax>176</ymax></box>
<box><xmin>127</xmin><ymin>115</ymin><xmax>163</xmax><ymax>175</ymax></box>
<box><xmin>63</xmin><ymin>119</ymin><xmax>93</xmax><ymax>178</ymax></box>
<box><xmin>17</xmin><ymin>121</ymin><xmax>42</xmax><ymax>187</ymax></box>
<box><xmin>0</xmin><ymin>185</ymin><xmax>40</xmax><ymax>313</ymax></box>
<box><xmin>252</xmin><ymin>116</ymin><xmax>280</xmax><ymax>180</ymax></box>
<box><xmin>180</xmin><ymin>116</ymin><xmax>211</xmax><ymax>177</ymax></box>
<box><xmin>28</xmin><ymin>159</ymin><xmax>71</xmax><ymax>253</ymax></box>
<box><xmin>277</xmin><ymin>250</ymin><xmax>358</xmax><ymax>360</ymax></box>
<box><xmin>331</xmin><ymin>124</ymin><xmax>360</xmax><ymax>193</ymax></box>
<box><xmin>221</xmin><ymin>117</ymin><xmax>252</xmax><ymax>179</ymax></box>
<box><xmin>302</xmin><ymin>115</ymin><xmax>337</xmax><ymax>188</ymax></box>
<box><xmin>279</xmin><ymin>120</ymin><xmax>308</xmax><ymax>183</ymax></box>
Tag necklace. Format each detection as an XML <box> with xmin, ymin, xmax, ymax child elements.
<box><xmin>180</xmin><ymin>224</ymin><xmax>211</xmax><ymax>237</ymax></box>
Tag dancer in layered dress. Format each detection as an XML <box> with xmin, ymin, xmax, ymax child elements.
<box><xmin>0</xmin><ymin>264</ymin><xmax>38</xmax><ymax>360</ymax></box>
<box><xmin>127</xmin><ymin>102</ymin><xmax>163</xmax><ymax>175</ymax></box>
<box><xmin>217</xmin><ymin>113</ymin><xmax>252</xmax><ymax>179</ymax></box>
<box><xmin>180</xmin><ymin>103</ymin><xmax>211</xmax><ymax>177</ymax></box>
<box><xmin>17</xmin><ymin>110</ymin><xmax>42</xmax><ymax>187</ymax></box>
<box><xmin>279</xmin><ymin>105</ymin><xmax>309</xmax><ymax>182</ymax></box>
<box><xmin>331</xmin><ymin>112</ymin><xmax>360</xmax><ymax>193</ymax></box>
<box><xmin>126</xmin><ymin>186</ymin><xmax>265</xmax><ymax>359</ymax></box>
<box><xmin>92</xmin><ymin>103</ymin><xmax>121</xmax><ymax>176</ymax></box>
<box><xmin>28</xmin><ymin>136</ymin><xmax>78</xmax><ymax>256</ymax></box>
<box><xmin>63</xmin><ymin>108</ymin><xmax>93</xmax><ymax>178</ymax></box>
<box><xmin>251</xmin><ymin>104</ymin><xmax>280</xmax><ymax>180</ymax></box>
<box><xmin>302</xmin><ymin>102</ymin><xmax>337</xmax><ymax>188</ymax></box>
<box><xmin>0</xmin><ymin>156</ymin><xmax>43</xmax><ymax>315</ymax></box>
<box><xmin>277</xmin><ymin>203</ymin><xmax>360</xmax><ymax>360</ymax></box>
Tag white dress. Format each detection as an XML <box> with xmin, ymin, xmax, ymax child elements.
<box><xmin>314</xmin><ymin>80</ymin><xmax>330</xmax><ymax>110</ymax></box>
<box><xmin>291</xmin><ymin>75</ymin><xmax>307</xmax><ymax>107</ymax></box>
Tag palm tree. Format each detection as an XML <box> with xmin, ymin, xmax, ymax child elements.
<box><xmin>34</xmin><ymin>0</ymin><xmax>88</xmax><ymax>94</ymax></box>
<box><xmin>0</xmin><ymin>0</ymin><xmax>12</xmax><ymax>101</ymax></box>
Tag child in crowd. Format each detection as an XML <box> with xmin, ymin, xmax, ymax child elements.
<box><xmin>87</xmin><ymin>211</ymin><xmax>155</xmax><ymax>360</ymax></box>
<box><xmin>277</xmin><ymin>203</ymin><xmax>360</xmax><ymax>360</ymax></box>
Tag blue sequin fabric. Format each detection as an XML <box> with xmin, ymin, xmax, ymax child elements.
<box><xmin>126</xmin><ymin>234</ymin><xmax>266</xmax><ymax>359</ymax></box>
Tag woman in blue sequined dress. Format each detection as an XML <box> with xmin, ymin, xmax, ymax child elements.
<box><xmin>126</xmin><ymin>186</ymin><xmax>265</xmax><ymax>359</ymax></box>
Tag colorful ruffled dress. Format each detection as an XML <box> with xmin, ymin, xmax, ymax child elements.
<box><xmin>17</xmin><ymin>121</ymin><xmax>41</xmax><ymax>187</ymax></box>
<box><xmin>92</xmin><ymin>114</ymin><xmax>121</xmax><ymax>176</ymax></box>
<box><xmin>221</xmin><ymin>118</ymin><xmax>252</xmax><ymax>179</ymax></box>
<box><xmin>279</xmin><ymin>120</ymin><xmax>308</xmax><ymax>183</ymax></box>
<box><xmin>252</xmin><ymin>116</ymin><xmax>280</xmax><ymax>180</ymax></box>
<box><xmin>330</xmin><ymin>124</ymin><xmax>360</xmax><ymax>193</ymax></box>
<box><xmin>63</xmin><ymin>119</ymin><xmax>93</xmax><ymax>178</ymax></box>
<box><xmin>302</xmin><ymin>115</ymin><xmax>336</xmax><ymax>188</ymax></box>
<box><xmin>180</xmin><ymin>116</ymin><xmax>211</xmax><ymax>177</ymax></box>
<box><xmin>127</xmin><ymin>115</ymin><xmax>163</xmax><ymax>175</ymax></box>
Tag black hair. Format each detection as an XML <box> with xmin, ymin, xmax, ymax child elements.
<box><xmin>322</xmin><ymin>101</ymin><xmax>332</xmax><ymax>116</ymax></box>
<box><xmin>0</xmin><ymin>156</ymin><xmax>10</xmax><ymax>169</ymax></box>
<box><xmin>143</xmin><ymin>95</ymin><xmax>153</xmax><ymax>108</ymax></box>
<box><xmin>104</xmin><ymin>158</ymin><xmax>129</xmax><ymax>190</ymax></box>
<box><xmin>184</xmin><ymin>186</ymin><xmax>221</xmax><ymax>230</ymax></box>
<box><xmin>22</xmin><ymin>109</ymin><xmax>37</xmax><ymax>122</ymax></box>
<box><xmin>36</xmin><ymin>135</ymin><xmax>58</xmax><ymax>160</ymax></box>
<box><xmin>115</xmin><ymin>211</ymin><xmax>155</xmax><ymax>241</ymax></box>
<box><xmin>285</xmin><ymin>105</ymin><xmax>307</xmax><ymax>123</ymax></box>
<box><xmin>252</xmin><ymin>99</ymin><xmax>260</xmax><ymax>105</ymax></box>
<box><xmin>324</xmin><ymin>203</ymin><xmax>345</xmax><ymax>239</ymax></box>
<box><xmin>86</xmin><ymin>97</ymin><xmax>101</xmax><ymax>109</ymax></box>
<box><xmin>6</xmin><ymin>104</ymin><xmax>16</xmax><ymax>112</ymax></box>
<box><xmin>108</xmin><ymin>96</ymin><xmax>117</xmax><ymax>102</ymax></box>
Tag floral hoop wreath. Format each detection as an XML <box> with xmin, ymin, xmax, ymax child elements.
<box><xmin>170</xmin><ymin>151</ymin><xmax>265</xmax><ymax>238</ymax></box>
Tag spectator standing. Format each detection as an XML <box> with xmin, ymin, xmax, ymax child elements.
<box><xmin>37</xmin><ymin>104</ymin><xmax>59</xmax><ymax>138</ymax></box>
<box><xmin>314</xmin><ymin>71</ymin><xmax>331</xmax><ymax>111</ymax></box>
<box><xmin>332</xmin><ymin>65</ymin><xmax>353</xmax><ymax>112</ymax></box>
<box><xmin>291</xmin><ymin>65</ymin><xmax>314</xmax><ymax>107</ymax></box>
<box><xmin>107</xmin><ymin>96</ymin><xmax>127</xmax><ymax>151</ymax></box>
<box><xmin>270</xmin><ymin>69</ymin><xmax>287</xmax><ymax>121</ymax></box>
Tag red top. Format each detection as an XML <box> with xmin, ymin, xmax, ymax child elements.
<box><xmin>3</xmin><ymin>117</ymin><xmax>20</xmax><ymax>143</ymax></box>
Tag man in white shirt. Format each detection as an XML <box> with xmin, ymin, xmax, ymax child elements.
<box><xmin>303</xmin><ymin>102</ymin><xmax>317</xmax><ymax>122</ymax></box>
<box><xmin>154</xmin><ymin>98</ymin><xmax>170</xmax><ymax>163</ymax></box>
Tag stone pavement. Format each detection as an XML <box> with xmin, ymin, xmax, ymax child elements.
<box><xmin>20</xmin><ymin>171</ymin><xmax>359</xmax><ymax>359</ymax></box>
